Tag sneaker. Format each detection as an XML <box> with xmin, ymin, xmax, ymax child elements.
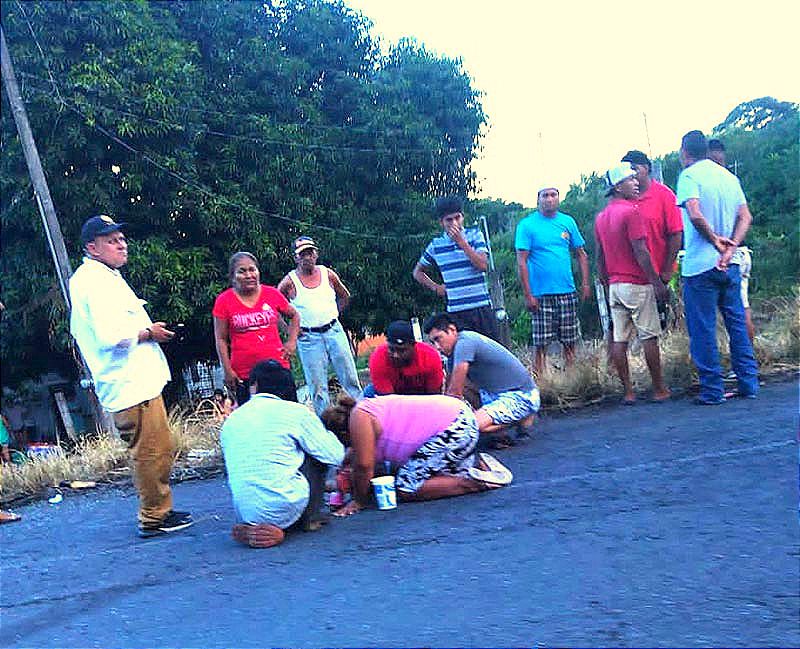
<box><xmin>138</xmin><ymin>510</ymin><xmax>194</xmax><ymax>538</ymax></box>
<box><xmin>693</xmin><ymin>396</ymin><xmax>726</xmax><ymax>406</ymax></box>
<box><xmin>724</xmin><ymin>370</ymin><xmax>737</xmax><ymax>381</ymax></box>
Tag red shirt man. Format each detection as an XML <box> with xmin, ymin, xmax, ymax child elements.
<box><xmin>368</xmin><ymin>321</ymin><xmax>443</xmax><ymax>395</ymax></box>
<box><xmin>594</xmin><ymin>163</ymin><xmax>670</xmax><ymax>405</ymax></box>
<box><xmin>621</xmin><ymin>150</ymin><xmax>683</xmax><ymax>281</ymax></box>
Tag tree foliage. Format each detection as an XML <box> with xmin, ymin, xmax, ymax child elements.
<box><xmin>0</xmin><ymin>0</ymin><xmax>486</xmax><ymax>385</ymax></box>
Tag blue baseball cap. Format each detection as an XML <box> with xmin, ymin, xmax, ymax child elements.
<box><xmin>81</xmin><ymin>214</ymin><xmax>126</xmax><ymax>244</ymax></box>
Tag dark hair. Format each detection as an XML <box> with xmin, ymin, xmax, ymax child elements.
<box><xmin>681</xmin><ymin>130</ymin><xmax>708</xmax><ymax>160</ymax></box>
<box><xmin>320</xmin><ymin>394</ymin><xmax>357</xmax><ymax>439</ymax></box>
<box><xmin>422</xmin><ymin>312</ymin><xmax>457</xmax><ymax>334</ymax></box>
<box><xmin>708</xmin><ymin>138</ymin><xmax>725</xmax><ymax>152</ymax></box>
<box><xmin>434</xmin><ymin>195</ymin><xmax>463</xmax><ymax>220</ymax></box>
<box><xmin>227</xmin><ymin>251</ymin><xmax>258</xmax><ymax>284</ymax></box>
<box><xmin>249</xmin><ymin>360</ymin><xmax>298</xmax><ymax>402</ymax></box>
<box><xmin>621</xmin><ymin>149</ymin><xmax>651</xmax><ymax>171</ymax></box>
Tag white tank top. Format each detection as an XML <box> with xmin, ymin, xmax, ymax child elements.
<box><xmin>289</xmin><ymin>265</ymin><xmax>339</xmax><ymax>328</ymax></box>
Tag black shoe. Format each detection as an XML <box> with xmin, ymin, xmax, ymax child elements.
<box><xmin>138</xmin><ymin>510</ymin><xmax>194</xmax><ymax>538</ymax></box>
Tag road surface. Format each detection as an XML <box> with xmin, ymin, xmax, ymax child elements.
<box><xmin>1</xmin><ymin>380</ymin><xmax>798</xmax><ymax>647</ymax></box>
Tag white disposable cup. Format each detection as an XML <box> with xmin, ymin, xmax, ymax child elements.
<box><xmin>370</xmin><ymin>475</ymin><xmax>397</xmax><ymax>510</ymax></box>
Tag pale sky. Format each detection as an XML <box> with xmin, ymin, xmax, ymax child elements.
<box><xmin>346</xmin><ymin>0</ymin><xmax>800</xmax><ymax>206</ymax></box>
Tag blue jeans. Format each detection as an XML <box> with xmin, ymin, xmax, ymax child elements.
<box><xmin>296</xmin><ymin>320</ymin><xmax>362</xmax><ymax>415</ymax></box>
<box><xmin>683</xmin><ymin>265</ymin><xmax>759</xmax><ymax>402</ymax></box>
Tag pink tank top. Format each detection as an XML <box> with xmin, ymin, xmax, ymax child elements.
<box><xmin>355</xmin><ymin>394</ymin><xmax>466</xmax><ymax>465</ymax></box>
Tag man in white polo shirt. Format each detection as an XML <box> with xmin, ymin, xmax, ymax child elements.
<box><xmin>69</xmin><ymin>215</ymin><xmax>192</xmax><ymax>538</ymax></box>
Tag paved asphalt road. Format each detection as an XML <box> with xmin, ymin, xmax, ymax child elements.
<box><xmin>2</xmin><ymin>380</ymin><xmax>798</xmax><ymax>647</ymax></box>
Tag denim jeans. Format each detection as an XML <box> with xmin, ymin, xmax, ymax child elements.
<box><xmin>683</xmin><ymin>265</ymin><xmax>759</xmax><ymax>402</ymax></box>
<box><xmin>297</xmin><ymin>320</ymin><xmax>362</xmax><ymax>415</ymax></box>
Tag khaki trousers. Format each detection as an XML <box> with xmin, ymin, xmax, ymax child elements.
<box><xmin>113</xmin><ymin>395</ymin><xmax>174</xmax><ymax>524</ymax></box>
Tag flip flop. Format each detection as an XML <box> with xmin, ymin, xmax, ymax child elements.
<box><xmin>467</xmin><ymin>453</ymin><xmax>513</xmax><ymax>485</ymax></box>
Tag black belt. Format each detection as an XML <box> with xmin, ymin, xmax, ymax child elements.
<box><xmin>301</xmin><ymin>318</ymin><xmax>337</xmax><ymax>334</ymax></box>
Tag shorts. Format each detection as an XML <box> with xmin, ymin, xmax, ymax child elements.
<box><xmin>737</xmin><ymin>247</ymin><xmax>752</xmax><ymax>309</ymax></box>
<box><xmin>395</xmin><ymin>406</ymin><xmax>479</xmax><ymax>493</ymax></box>
<box><xmin>479</xmin><ymin>387</ymin><xmax>540</xmax><ymax>425</ymax></box>
<box><xmin>531</xmin><ymin>293</ymin><xmax>579</xmax><ymax>347</ymax></box>
<box><xmin>609</xmin><ymin>283</ymin><xmax>661</xmax><ymax>343</ymax></box>
<box><xmin>449</xmin><ymin>305</ymin><xmax>500</xmax><ymax>342</ymax></box>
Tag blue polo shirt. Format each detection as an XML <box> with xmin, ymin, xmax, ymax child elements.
<box><xmin>419</xmin><ymin>227</ymin><xmax>491</xmax><ymax>313</ymax></box>
<box><xmin>514</xmin><ymin>210</ymin><xmax>585</xmax><ymax>297</ymax></box>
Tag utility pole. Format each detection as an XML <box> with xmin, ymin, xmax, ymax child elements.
<box><xmin>480</xmin><ymin>216</ymin><xmax>511</xmax><ymax>348</ymax></box>
<box><xmin>1</xmin><ymin>26</ymin><xmax>73</xmax><ymax>306</ymax></box>
<box><xmin>1</xmin><ymin>26</ymin><xmax>104</xmax><ymax>438</ymax></box>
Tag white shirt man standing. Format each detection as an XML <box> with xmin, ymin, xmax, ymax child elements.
<box><xmin>70</xmin><ymin>215</ymin><xmax>192</xmax><ymax>538</ymax></box>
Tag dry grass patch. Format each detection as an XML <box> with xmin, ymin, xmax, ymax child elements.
<box><xmin>0</xmin><ymin>434</ymin><xmax>128</xmax><ymax>504</ymax></box>
<box><xmin>0</xmin><ymin>401</ymin><xmax>224</xmax><ymax>505</ymax></box>
<box><xmin>526</xmin><ymin>293</ymin><xmax>797</xmax><ymax>410</ymax></box>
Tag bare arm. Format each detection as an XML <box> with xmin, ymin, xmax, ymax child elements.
<box><xmin>413</xmin><ymin>262</ymin><xmax>446</xmax><ymax>297</ymax></box>
<box><xmin>573</xmin><ymin>246</ymin><xmax>591</xmax><ymax>300</ymax></box>
<box><xmin>349</xmin><ymin>409</ymin><xmax>377</xmax><ymax>507</ymax></box>
<box><xmin>446</xmin><ymin>361</ymin><xmax>470</xmax><ymax>399</ymax></box>
<box><xmin>328</xmin><ymin>269</ymin><xmax>351</xmax><ymax>312</ymax></box>
<box><xmin>661</xmin><ymin>231</ymin><xmax>683</xmax><ymax>281</ymax></box>
<box><xmin>448</xmin><ymin>226</ymin><xmax>488</xmax><ymax>272</ymax></box>
<box><xmin>684</xmin><ymin>198</ymin><xmax>735</xmax><ymax>252</ymax></box>
<box><xmin>276</xmin><ymin>274</ymin><xmax>296</xmax><ymax>301</ymax></box>
<box><xmin>515</xmin><ymin>249</ymin><xmax>539</xmax><ymax>312</ymax></box>
<box><xmin>731</xmin><ymin>203</ymin><xmax>753</xmax><ymax>246</ymax></box>
<box><xmin>213</xmin><ymin>316</ymin><xmax>239</xmax><ymax>389</ymax></box>
<box><xmin>280</xmin><ymin>303</ymin><xmax>300</xmax><ymax>357</ymax></box>
<box><xmin>631</xmin><ymin>239</ymin><xmax>668</xmax><ymax>302</ymax></box>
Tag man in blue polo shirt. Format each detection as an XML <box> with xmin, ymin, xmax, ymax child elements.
<box><xmin>515</xmin><ymin>185</ymin><xmax>591</xmax><ymax>374</ymax></box>
<box><xmin>413</xmin><ymin>196</ymin><xmax>498</xmax><ymax>341</ymax></box>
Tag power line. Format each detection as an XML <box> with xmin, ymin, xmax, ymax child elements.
<box><xmin>59</xmin><ymin>96</ymin><xmax>430</xmax><ymax>242</ymax></box>
<box><xmin>8</xmin><ymin>22</ymin><xmax>448</xmax><ymax>244</ymax></box>
<box><xmin>15</xmin><ymin>70</ymin><xmax>413</xmax><ymax>138</ymax></box>
<box><xmin>20</xmin><ymin>81</ymin><xmax>456</xmax><ymax>156</ymax></box>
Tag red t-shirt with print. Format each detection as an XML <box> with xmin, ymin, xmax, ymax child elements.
<box><xmin>637</xmin><ymin>180</ymin><xmax>683</xmax><ymax>275</ymax></box>
<box><xmin>594</xmin><ymin>199</ymin><xmax>650</xmax><ymax>285</ymax></box>
<box><xmin>212</xmin><ymin>285</ymin><xmax>291</xmax><ymax>377</ymax></box>
<box><xmin>369</xmin><ymin>341</ymin><xmax>444</xmax><ymax>395</ymax></box>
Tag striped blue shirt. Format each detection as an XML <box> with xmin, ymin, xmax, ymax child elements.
<box><xmin>419</xmin><ymin>227</ymin><xmax>491</xmax><ymax>312</ymax></box>
<box><xmin>221</xmin><ymin>394</ymin><xmax>344</xmax><ymax>527</ymax></box>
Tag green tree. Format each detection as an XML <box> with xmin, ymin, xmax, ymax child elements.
<box><xmin>0</xmin><ymin>0</ymin><xmax>486</xmax><ymax>387</ymax></box>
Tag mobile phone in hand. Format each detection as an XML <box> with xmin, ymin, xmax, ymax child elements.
<box><xmin>168</xmin><ymin>323</ymin><xmax>186</xmax><ymax>343</ymax></box>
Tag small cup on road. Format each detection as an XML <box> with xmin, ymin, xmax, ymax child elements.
<box><xmin>370</xmin><ymin>475</ymin><xmax>397</xmax><ymax>510</ymax></box>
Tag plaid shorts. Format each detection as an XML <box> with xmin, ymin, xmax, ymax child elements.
<box><xmin>479</xmin><ymin>388</ymin><xmax>540</xmax><ymax>425</ymax></box>
<box><xmin>395</xmin><ymin>406</ymin><xmax>479</xmax><ymax>493</ymax></box>
<box><xmin>531</xmin><ymin>292</ymin><xmax>579</xmax><ymax>347</ymax></box>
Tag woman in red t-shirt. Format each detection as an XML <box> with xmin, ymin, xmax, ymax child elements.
<box><xmin>213</xmin><ymin>252</ymin><xmax>300</xmax><ymax>405</ymax></box>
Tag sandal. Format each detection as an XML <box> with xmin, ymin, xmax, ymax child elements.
<box><xmin>468</xmin><ymin>452</ymin><xmax>513</xmax><ymax>485</ymax></box>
